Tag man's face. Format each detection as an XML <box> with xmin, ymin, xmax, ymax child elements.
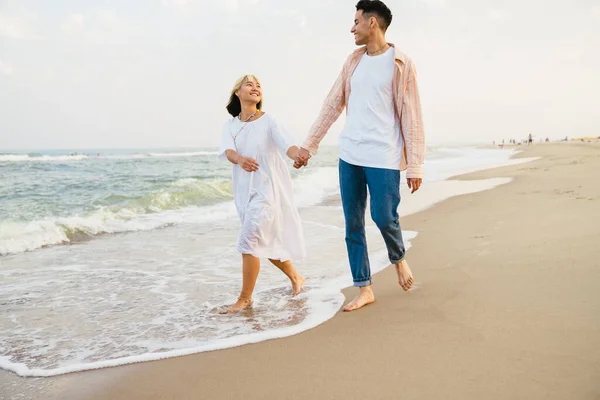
<box><xmin>350</xmin><ymin>10</ymin><xmax>371</xmax><ymax>45</ymax></box>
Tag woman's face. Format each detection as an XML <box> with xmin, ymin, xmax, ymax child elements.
<box><xmin>236</xmin><ymin>77</ymin><xmax>262</xmax><ymax>105</ymax></box>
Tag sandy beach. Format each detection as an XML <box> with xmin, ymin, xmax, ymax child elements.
<box><xmin>2</xmin><ymin>142</ymin><xmax>599</xmax><ymax>400</ymax></box>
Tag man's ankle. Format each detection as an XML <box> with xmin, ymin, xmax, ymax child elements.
<box><xmin>359</xmin><ymin>285</ymin><xmax>373</xmax><ymax>295</ymax></box>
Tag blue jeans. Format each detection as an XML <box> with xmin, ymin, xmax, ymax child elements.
<box><xmin>339</xmin><ymin>159</ymin><xmax>406</xmax><ymax>287</ymax></box>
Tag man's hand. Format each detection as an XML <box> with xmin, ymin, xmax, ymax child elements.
<box><xmin>293</xmin><ymin>159</ymin><xmax>304</xmax><ymax>169</ymax></box>
<box><xmin>294</xmin><ymin>147</ymin><xmax>311</xmax><ymax>169</ymax></box>
<box><xmin>236</xmin><ymin>155</ymin><xmax>259</xmax><ymax>172</ymax></box>
<box><xmin>407</xmin><ymin>178</ymin><xmax>422</xmax><ymax>194</ymax></box>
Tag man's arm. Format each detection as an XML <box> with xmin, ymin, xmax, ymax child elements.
<box><xmin>295</xmin><ymin>66</ymin><xmax>347</xmax><ymax>169</ymax></box>
<box><xmin>298</xmin><ymin>55</ymin><xmax>352</xmax><ymax>163</ymax></box>
<box><xmin>401</xmin><ymin>60</ymin><xmax>425</xmax><ymax>190</ymax></box>
<box><xmin>301</xmin><ymin>73</ymin><xmax>346</xmax><ymax>155</ymax></box>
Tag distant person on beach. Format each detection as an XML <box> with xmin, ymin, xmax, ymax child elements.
<box><xmin>218</xmin><ymin>74</ymin><xmax>306</xmax><ymax>313</ymax></box>
<box><xmin>294</xmin><ymin>0</ymin><xmax>424</xmax><ymax>311</ymax></box>
<box><xmin>528</xmin><ymin>134</ymin><xmax>533</xmax><ymax>146</ymax></box>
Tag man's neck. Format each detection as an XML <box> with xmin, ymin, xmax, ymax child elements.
<box><xmin>239</xmin><ymin>103</ymin><xmax>258</xmax><ymax>120</ymax></box>
<box><xmin>365</xmin><ymin>35</ymin><xmax>389</xmax><ymax>55</ymax></box>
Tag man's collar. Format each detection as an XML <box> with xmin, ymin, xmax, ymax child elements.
<box><xmin>355</xmin><ymin>43</ymin><xmax>408</xmax><ymax>64</ymax></box>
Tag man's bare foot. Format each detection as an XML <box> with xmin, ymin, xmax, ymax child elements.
<box><xmin>395</xmin><ymin>260</ymin><xmax>414</xmax><ymax>291</ymax></box>
<box><xmin>343</xmin><ymin>286</ymin><xmax>375</xmax><ymax>312</ymax></box>
<box><xmin>291</xmin><ymin>275</ymin><xmax>305</xmax><ymax>296</ymax></box>
<box><xmin>220</xmin><ymin>297</ymin><xmax>252</xmax><ymax>314</ymax></box>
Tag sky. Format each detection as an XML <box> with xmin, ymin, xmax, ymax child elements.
<box><xmin>0</xmin><ymin>0</ymin><xmax>599</xmax><ymax>149</ymax></box>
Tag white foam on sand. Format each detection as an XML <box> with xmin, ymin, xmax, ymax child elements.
<box><xmin>0</xmin><ymin>230</ymin><xmax>416</xmax><ymax>378</ymax></box>
<box><xmin>422</xmin><ymin>147</ymin><xmax>538</xmax><ymax>182</ymax></box>
<box><xmin>398</xmin><ymin>178</ymin><xmax>514</xmax><ymax>217</ymax></box>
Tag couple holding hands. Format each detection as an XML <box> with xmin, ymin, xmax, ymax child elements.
<box><xmin>218</xmin><ymin>0</ymin><xmax>425</xmax><ymax>314</ymax></box>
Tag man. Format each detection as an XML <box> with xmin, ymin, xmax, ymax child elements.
<box><xmin>294</xmin><ymin>0</ymin><xmax>425</xmax><ymax>311</ymax></box>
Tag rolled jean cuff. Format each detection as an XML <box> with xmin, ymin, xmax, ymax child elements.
<box><xmin>353</xmin><ymin>278</ymin><xmax>372</xmax><ymax>287</ymax></box>
<box><xmin>390</xmin><ymin>255</ymin><xmax>406</xmax><ymax>264</ymax></box>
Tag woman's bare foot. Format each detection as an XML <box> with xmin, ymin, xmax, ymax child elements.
<box><xmin>343</xmin><ymin>286</ymin><xmax>375</xmax><ymax>312</ymax></box>
<box><xmin>220</xmin><ymin>297</ymin><xmax>253</xmax><ymax>314</ymax></box>
<box><xmin>291</xmin><ymin>275</ymin><xmax>305</xmax><ymax>296</ymax></box>
<box><xmin>395</xmin><ymin>260</ymin><xmax>414</xmax><ymax>291</ymax></box>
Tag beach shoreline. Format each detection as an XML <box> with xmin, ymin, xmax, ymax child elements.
<box><xmin>2</xmin><ymin>142</ymin><xmax>599</xmax><ymax>400</ymax></box>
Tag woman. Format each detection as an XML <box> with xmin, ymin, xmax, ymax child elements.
<box><xmin>219</xmin><ymin>74</ymin><xmax>305</xmax><ymax>313</ymax></box>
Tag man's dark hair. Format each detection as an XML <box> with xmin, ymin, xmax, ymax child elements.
<box><xmin>355</xmin><ymin>0</ymin><xmax>393</xmax><ymax>31</ymax></box>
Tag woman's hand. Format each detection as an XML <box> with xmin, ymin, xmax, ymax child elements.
<box><xmin>286</xmin><ymin>146</ymin><xmax>300</xmax><ymax>161</ymax></box>
<box><xmin>236</xmin><ymin>155</ymin><xmax>259</xmax><ymax>172</ymax></box>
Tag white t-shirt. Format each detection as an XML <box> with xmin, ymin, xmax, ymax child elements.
<box><xmin>339</xmin><ymin>47</ymin><xmax>403</xmax><ymax>170</ymax></box>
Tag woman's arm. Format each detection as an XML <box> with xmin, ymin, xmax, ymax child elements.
<box><xmin>224</xmin><ymin>149</ymin><xmax>240</xmax><ymax>164</ymax></box>
<box><xmin>267</xmin><ymin>117</ymin><xmax>300</xmax><ymax>164</ymax></box>
<box><xmin>224</xmin><ymin>149</ymin><xmax>259</xmax><ymax>172</ymax></box>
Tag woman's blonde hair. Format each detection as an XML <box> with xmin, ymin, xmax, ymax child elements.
<box><xmin>226</xmin><ymin>74</ymin><xmax>262</xmax><ymax>117</ymax></box>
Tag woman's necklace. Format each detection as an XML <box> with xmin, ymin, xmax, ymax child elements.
<box><xmin>230</xmin><ymin>110</ymin><xmax>258</xmax><ymax>147</ymax></box>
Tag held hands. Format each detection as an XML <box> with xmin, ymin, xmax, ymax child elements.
<box><xmin>236</xmin><ymin>154</ymin><xmax>259</xmax><ymax>172</ymax></box>
<box><xmin>293</xmin><ymin>147</ymin><xmax>311</xmax><ymax>169</ymax></box>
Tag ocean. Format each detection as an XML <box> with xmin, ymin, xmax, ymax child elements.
<box><xmin>0</xmin><ymin>145</ymin><xmax>536</xmax><ymax>376</ymax></box>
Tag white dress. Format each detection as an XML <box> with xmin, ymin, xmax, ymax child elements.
<box><xmin>219</xmin><ymin>113</ymin><xmax>306</xmax><ymax>261</ymax></box>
